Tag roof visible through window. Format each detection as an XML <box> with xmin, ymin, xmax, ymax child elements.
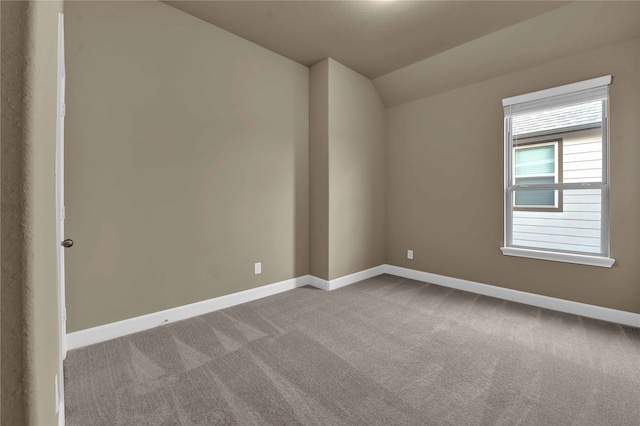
<box><xmin>512</xmin><ymin>100</ymin><xmax>602</xmax><ymax>137</ymax></box>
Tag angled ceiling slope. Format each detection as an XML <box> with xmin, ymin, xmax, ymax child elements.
<box><xmin>374</xmin><ymin>1</ymin><xmax>640</xmax><ymax>106</ymax></box>
<box><xmin>163</xmin><ymin>1</ymin><xmax>567</xmax><ymax>79</ymax></box>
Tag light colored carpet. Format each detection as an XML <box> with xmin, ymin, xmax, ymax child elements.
<box><xmin>64</xmin><ymin>274</ymin><xmax>640</xmax><ymax>425</ymax></box>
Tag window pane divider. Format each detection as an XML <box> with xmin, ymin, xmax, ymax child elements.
<box><xmin>510</xmin><ymin>182</ymin><xmax>605</xmax><ymax>191</ymax></box>
<box><xmin>515</xmin><ymin>173</ymin><xmax>556</xmax><ymax>179</ymax></box>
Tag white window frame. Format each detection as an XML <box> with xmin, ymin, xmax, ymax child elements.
<box><xmin>501</xmin><ymin>76</ymin><xmax>615</xmax><ymax>268</ymax></box>
<box><xmin>513</xmin><ymin>141</ymin><xmax>559</xmax><ymax>209</ymax></box>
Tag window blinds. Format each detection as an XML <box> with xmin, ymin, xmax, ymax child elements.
<box><xmin>503</xmin><ymin>75</ymin><xmax>611</xmax><ymax>116</ymax></box>
<box><xmin>515</xmin><ymin>145</ymin><xmax>555</xmax><ymax>176</ymax></box>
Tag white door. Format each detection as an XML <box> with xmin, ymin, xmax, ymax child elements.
<box><xmin>55</xmin><ymin>12</ymin><xmax>68</xmax><ymax>424</ymax></box>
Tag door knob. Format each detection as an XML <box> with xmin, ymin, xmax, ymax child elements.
<box><xmin>62</xmin><ymin>239</ymin><xmax>74</xmax><ymax>248</ymax></box>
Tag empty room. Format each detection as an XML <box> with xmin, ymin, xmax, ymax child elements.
<box><xmin>2</xmin><ymin>1</ymin><xmax>640</xmax><ymax>425</ymax></box>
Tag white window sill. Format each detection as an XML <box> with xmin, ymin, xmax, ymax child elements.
<box><xmin>500</xmin><ymin>247</ymin><xmax>615</xmax><ymax>268</ymax></box>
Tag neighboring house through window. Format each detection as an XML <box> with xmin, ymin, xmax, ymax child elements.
<box><xmin>501</xmin><ymin>76</ymin><xmax>615</xmax><ymax>268</ymax></box>
<box><xmin>513</xmin><ymin>140</ymin><xmax>562</xmax><ymax>212</ymax></box>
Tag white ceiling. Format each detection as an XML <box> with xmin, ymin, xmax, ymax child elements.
<box><xmin>164</xmin><ymin>1</ymin><xmax>568</xmax><ymax>79</ymax></box>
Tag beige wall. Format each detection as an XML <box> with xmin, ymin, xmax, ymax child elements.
<box><xmin>309</xmin><ymin>60</ymin><xmax>330</xmax><ymax>279</ymax></box>
<box><xmin>0</xmin><ymin>1</ymin><xmax>63</xmax><ymax>424</ymax></box>
<box><xmin>374</xmin><ymin>2</ymin><xmax>640</xmax><ymax>108</ymax></box>
<box><xmin>3</xmin><ymin>1</ymin><xmax>636</xmax><ymax>424</ymax></box>
<box><xmin>64</xmin><ymin>0</ymin><xmax>309</xmax><ymax>332</ymax></box>
<box><xmin>386</xmin><ymin>38</ymin><xmax>640</xmax><ymax>314</ymax></box>
<box><xmin>1</xmin><ymin>2</ymin><xmax>29</xmax><ymax>423</ymax></box>
<box><xmin>309</xmin><ymin>59</ymin><xmax>386</xmax><ymax>281</ymax></box>
<box><xmin>327</xmin><ymin>60</ymin><xmax>386</xmax><ymax>280</ymax></box>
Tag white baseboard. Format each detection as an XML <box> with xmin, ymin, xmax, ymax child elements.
<box><xmin>67</xmin><ymin>266</ymin><xmax>387</xmax><ymax>350</ymax></box>
<box><xmin>58</xmin><ymin>400</ymin><xmax>65</xmax><ymax>426</ymax></box>
<box><xmin>66</xmin><ymin>275</ymin><xmax>310</xmax><ymax>350</ymax></box>
<box><xmin>67</xmin><ymin>264</ymin><xmax>639</xmax><ymax>350</ymax></box>
<box><xmin>308</xmin><ymin>265</ymin><xmax>386</xmax><ymax>291</ymax></box>
<box><xmin>308</xmin><ymin>275</ymin><xmax>330</xmax><ymax>291</ymax></box>
<box><xmin>384</xmin><ymin>264</ymin><xmax>640</xmax><ymax>328</ymax></box>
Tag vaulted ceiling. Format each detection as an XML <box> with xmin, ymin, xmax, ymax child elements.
<box><xmin>164</xmin><ymin>1</ymin><xmax>568</xmax><ymax>79</ymax></box>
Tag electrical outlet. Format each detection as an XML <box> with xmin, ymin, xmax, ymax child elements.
<box><xmin>254</xmin><ymin>262</ymin><xmax>262</xmax><ymax>275</ymax></box>
<box><xmin>407</xmin><ymin>250</ymin><xmax>413</xmax><ymax>260</ymax></box>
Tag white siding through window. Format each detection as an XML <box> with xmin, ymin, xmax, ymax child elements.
<box><xmin>512</xmin><ymin>130</ymin><xmax>602</xmax><ymax>253</ymax></box>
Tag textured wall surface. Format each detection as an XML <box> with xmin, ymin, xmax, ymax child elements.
<box><xmin>64</xmin><ymin>0</ymin><xmax>309</xmax><ymax>332</ymax></box>
<box><xmin>1</xmin><ymin>2</ymin><xmax>28</xmax><ymax>424</ymax></box>
<box><xmin>19</xmin><ymin>1</ymin><xmax>64</xmax><ymax>424</ymax></box>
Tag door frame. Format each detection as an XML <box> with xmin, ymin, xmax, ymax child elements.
<box><xmin>55</xmin><ymin>11</ymin><xmax>67</xmax><ymax>425</ymax></box>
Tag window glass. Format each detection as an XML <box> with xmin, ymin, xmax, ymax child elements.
<box><xmin>513</xmin><ymin>143</ymin><xmax>558</xmax><ymax>209</ymax></box>
<box><xmin>515</xmin><ymin>145</ymin><xmax>555</xmax><ymax>176</ymax></box>
<box><xmin>503</xmin><ymin>77</ymin><xmax>610</xmax><ymax>259</ymax></box>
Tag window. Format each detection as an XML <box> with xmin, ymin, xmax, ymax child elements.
<box><xmin>501</xmin><ymin>76</ymin><xmax>615</xmax><ymax>267</ymax></box>
<box><xmin>513</xmin><ymin>141</ymin><xmax>562</xmax><ymax>212</ymax></box>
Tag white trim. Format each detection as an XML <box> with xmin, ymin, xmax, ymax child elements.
<box><xmin>384</xmin><ymin>265</ymin><xmax>639</xmax><ymax>328</ymax></box>
<box><xmin>56</xmin><ymin>13</ymin><xmax>67</xmax><ymax>426</ymax></box>
<box><xmin>329</xmin><ymin>265</ymin><xmax>386</xmax><ymax>290</ymax></box>
<box><xmin>66</xmin><ymin>276</ymin><xmax>309</xmax><ymax>350</ymax></box>
<box><xmin>502</xmin><ymin>75</ymin><xmax>612</xmax><ymax>107</ymax></box>
<box><xmin>308</xmin><ymin>275</ymin><xmax>330</xmax><ymax>291</ymax></box>
<box><xmin>58</xmin><ymin>401</ymin><xmax>65</xmax><ymax>426</ymax></box>
<box><xmin>55</xmin><ymin>12</ymin><xmax>67</xmax><ymax>360</ymax></box>
<box><xmin>504</xmin><ymin>76</ymin><xmax>612</xmax><ymax>260</ymax></box>
<box><xmin>67</xmin><ymin>266</ymin><xmax>387</xmax><ymax>349</ymax></box>
<box><xmin>66</xmin><ymin>263</ymin><xmax>638</xmax><ymax>350</ymax></box>
<box><xmin>308</xmin><ymin>265</ymin><xmax>386</xmax><ymax>291</ymax></box>
<box><xmin>500</xmin><ymin>247</ymin><xmax>615</xmax><ymax>268</ymax></box>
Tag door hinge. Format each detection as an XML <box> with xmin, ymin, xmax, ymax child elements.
<box><xmin>61</xmin><ymin>103</ymin><xmax>66</xmax><ymax>117</ymax></box>
<box><xmin>62</xmin><ymin>307</ymin><xmax>67</xmax><ymax>322</ymax></box>
<box><xmin>61</xmin><ymin>206</ymin><xmax>65</xmax><ymax>220</ymax></box>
